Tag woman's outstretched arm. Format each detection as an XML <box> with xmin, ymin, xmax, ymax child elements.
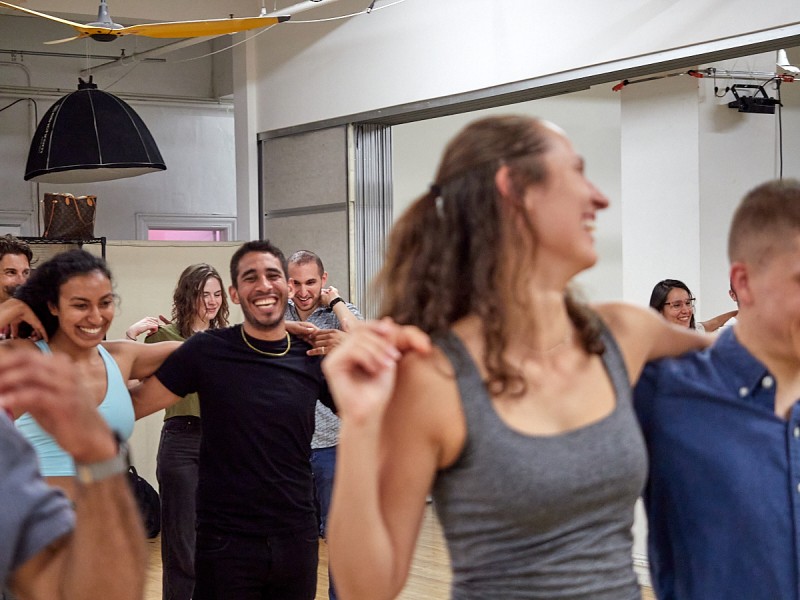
<box><xmin>595</xmin><ymin>302</ymin><xmax>712</xmax><ymax>384</ymax></box>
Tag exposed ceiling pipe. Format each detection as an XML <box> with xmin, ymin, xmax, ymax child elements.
<box><xmin>79</xmin><ymin>0</ymin><xmax>347</xmax><ymax>77</ymax></box>
<box><xmin>0</xmin><ymin>47</ymin><xmax>165</xmax><ymax>62</ymax></box>
<box><xmin>0</xmin><ymin>83</ymin><xmax>233</xmax><ymax>107</ymax></box>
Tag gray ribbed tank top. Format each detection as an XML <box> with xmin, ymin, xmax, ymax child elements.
<box><xmin>431</xmin><ymin>326</ymin><xmax>646</xmax><ymax>599</ymax></box>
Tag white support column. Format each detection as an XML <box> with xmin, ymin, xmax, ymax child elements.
<box><xmin>232</xmin><ymin>33</ymin><xmax>260</xmax><ymax>242</ymax></box>
<box><xmin>620</xmin><ymin>75</ymin><xmax>702</xmax><ymax>307</ymax></box>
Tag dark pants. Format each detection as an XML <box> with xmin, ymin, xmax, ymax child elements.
<box><xmin>193</xmin><ymin>524</ymin><xmax>319</xmax><ymax>600</ymax></box>
<box><xmin>311</xmin><ymin>446</ymin><xmax>338</xmax><ymax>600</ymax></box>
<box><xmin>156</xmin><ymin>416</ymin><xmax>201</xmax><ymax>600</ymax></box>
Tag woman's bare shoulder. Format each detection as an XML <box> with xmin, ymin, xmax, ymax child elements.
<box><xmin>389</xmin><ymin>343</ymin><xmax>465</xmax><ymax>467</ymax></box>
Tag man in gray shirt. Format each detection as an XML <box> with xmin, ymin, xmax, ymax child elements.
<box><xmin>284</xmin><ymin>250</ymin><xmax>362</xmax><ymax>600</ymax></box>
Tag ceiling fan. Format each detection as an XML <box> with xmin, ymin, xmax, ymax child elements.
<box><xmin>0</xmin><ymin>0</ymin><xmax>290</xmax><ymax>43</ymax></box>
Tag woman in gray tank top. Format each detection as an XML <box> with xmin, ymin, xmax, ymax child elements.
<box><xmin>323</xmin><ymin>116</ymin><xmax>710</xmax><ymax>599</ymax></box>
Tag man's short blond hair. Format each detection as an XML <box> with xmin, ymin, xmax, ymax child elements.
<box><xmin>728</xmin><ymin>179</ymin><xmax>800</xmax><ymax>267</ymax></box>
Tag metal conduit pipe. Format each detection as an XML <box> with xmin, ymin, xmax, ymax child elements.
<box><xmin>0</xmin><ymin>84</ymin><xmax>233</xmax><ymax>108</ymax></box>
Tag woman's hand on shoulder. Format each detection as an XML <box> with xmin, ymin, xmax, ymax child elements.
<box><xmin>594</xmin><ymin>302</ymin><xmax>711</xmax><ymax>382</ymax></box>
<box><xmin>125</xmin><ymin>316</ymin><xmax>161</xmax><ymax>341</ymax></box>
<box><xmin>0</xmin><ymin>298</ymin><xmax>47</xmax><ymax>341</ymax></box>
<box><xmin>286</xmin><ymin>320</ymin><xmax>318</xmax><ymax>340</ymax></box>
<box><xmin>323</xmin><ymin>318</ymin><xmax>431</xmax><ymax>425</ymax></box>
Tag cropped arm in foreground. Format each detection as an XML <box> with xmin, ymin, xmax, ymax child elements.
<box><xmin>324</xmin><ymin>319</ymin><xmax>456</xmax><ymax>599</ymax></box>
<box><xmin>0</xmin><ymin>348</ymin><xmax>146</xmax><ymax>600</ymax></box>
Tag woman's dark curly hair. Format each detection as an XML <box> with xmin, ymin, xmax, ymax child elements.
<box><xmin>376</xmin><ymin>115</ymin><xmax>604</xmax><ymax>396</ymax></box>
<box><xmin>15</xmin><ymin>249</ymin><xmax>113</xmax><ymax>338</ymax></box>
<box><xmin>171</xmin><ymin>263</ymin><xmax>229</xmax><ymax>339</ymax></box>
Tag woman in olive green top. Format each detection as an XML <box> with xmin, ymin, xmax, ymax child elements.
<box><xmin>126</xmin><ymin>264</ymin><xmax>229</xmax><ymax>600</ymax></box>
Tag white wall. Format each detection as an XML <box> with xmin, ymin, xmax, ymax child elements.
<box><xmin>251</xmin><ymin>0</ymin><xmax>800</xmax><ymax>132</ymax></box>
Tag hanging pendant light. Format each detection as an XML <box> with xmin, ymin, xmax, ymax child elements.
<box><xmin>24</xmin><ymin>76</ymin><xmax>166</xmax><ymax>183</ymax></box>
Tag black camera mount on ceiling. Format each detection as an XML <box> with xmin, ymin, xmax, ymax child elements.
<box><xmin>727</xmin><ymin>84</ymin><xmax>782</xmax><ymax>114</ymax></box>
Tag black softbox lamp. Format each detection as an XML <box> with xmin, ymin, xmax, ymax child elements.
<box><xmin>25</xmin><ymin>77</ymin><xmax>166</xmax><ymax>183</ymax></box>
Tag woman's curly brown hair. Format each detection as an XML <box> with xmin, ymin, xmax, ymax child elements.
<box><xmin>172</xmin><ymin>263</ymin><xmax>229</xmax><ymax>338</ymax></box>
<box><xmin>376</xmin><ymin>115</ymin><xmax>603</xmax><ymax>396</ymax></box>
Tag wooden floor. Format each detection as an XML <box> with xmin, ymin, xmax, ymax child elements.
<box><xmin>144</xmin><ymin>505</ymin><xmax>656</xmax><ymax>599</ymax></box>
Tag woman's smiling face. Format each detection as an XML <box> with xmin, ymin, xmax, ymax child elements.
<box><xmin>49</xmin><ymin>270</ymin><xmax>115</xmax><ymax>348</ymax></box>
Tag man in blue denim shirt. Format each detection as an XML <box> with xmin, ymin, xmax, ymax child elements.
<box><xmin>634</xmin><ymin>179</ymin><xmax>800</xmax><ymax>600</ymax></box>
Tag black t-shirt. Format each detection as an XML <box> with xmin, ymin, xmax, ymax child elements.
<box><xmin>155</xmin><ymin>325</ymin><xmax>333</xmax><ymax>535</ymax></box>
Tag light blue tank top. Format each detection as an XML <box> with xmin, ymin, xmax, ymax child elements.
<box><xmin>15</xmin><ymin>341</ymin><xmax>135</xmax><ymax>476</ymax></box>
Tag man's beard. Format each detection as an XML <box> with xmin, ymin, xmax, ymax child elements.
<box><xmin>0</xmin><ymin>284</ymin><xmax>18</xmax><ymax>302</ymax></box>
<box><xmin>241</xmin><ymin>301</ymin><xmax>285</xmax><ymax>332</ymax></box>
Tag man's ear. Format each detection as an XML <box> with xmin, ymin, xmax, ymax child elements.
<box><xmin>321</xmin><ymin>271</ymin><xmax>328</xmax><ymax>287</ymax></box>
<box><xmin>228</xmin><ymin>285</ymin><xmax>240</xmax><ymax>306</ymax></box>
<box><xmin>729</xmin><ymin>263</ymin><xmax>751</xmax><ymax>307</ymax></box>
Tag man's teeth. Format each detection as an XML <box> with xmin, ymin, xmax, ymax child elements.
<box><xmin>582</xmin><ymin>219</ymin><xmax>596</xmax><ymax>232</ymax></box>
<box><xmin>254</xmin><ymin>298</ymin><xmax>276</xmax><ymax>307</ymax></box>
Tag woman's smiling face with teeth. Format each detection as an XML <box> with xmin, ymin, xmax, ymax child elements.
<box><xmin>661</xmin><ymin>287</ymin><xmax>693</xmax><ymax>328</ymax></box>
<box><xmin>48</xmin><ymin>270</ymin><xmax>115</xmax><ymax>348</ymax></box>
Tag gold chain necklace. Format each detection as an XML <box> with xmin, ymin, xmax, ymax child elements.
<box><xmin>240</xmin><ymin>326</ymin><xmax>291</xmax><ymax>357</ymax></box>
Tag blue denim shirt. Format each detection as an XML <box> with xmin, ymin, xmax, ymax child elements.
<box><xmin>634</xmin><ymin>327</ymin><xmax>800</xmax><ymax>600</ymax></box>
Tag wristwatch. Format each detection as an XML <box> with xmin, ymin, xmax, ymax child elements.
<box><xmin>329</xmin><ymin>297</ymin><xmax>345</xmax><ymax>309</ymax></box>
<box><xmin>75</xmin><ymin>434</ymin><xmax>130</xmax><ymax>484</ymax></box>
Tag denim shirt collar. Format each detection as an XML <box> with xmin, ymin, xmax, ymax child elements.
<box><xmin>711</xmin><ymin>326</ymin><xmax>775</xmax><ymax>412</ymax></box>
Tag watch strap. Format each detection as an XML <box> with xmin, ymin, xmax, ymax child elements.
<box><xmin>75</xmin><ymin>436</ymin><xmax>129</xmax><ymax>484</ymax></box>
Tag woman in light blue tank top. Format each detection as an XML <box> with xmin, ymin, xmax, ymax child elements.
<box><xmin>6</xmin><ymin>250</ymin><xmax>179</xmax><ymax>500</ymax></box>
<box><xmin>323</xmin><ymin>116</ymin><xmax>712</xmax><ymax>599</ymax></box>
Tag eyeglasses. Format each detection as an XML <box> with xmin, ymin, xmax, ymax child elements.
<box><xmin>664</xmin><ymin>298</ymin><xmax>696</xmax><ymax>310</ymax></box>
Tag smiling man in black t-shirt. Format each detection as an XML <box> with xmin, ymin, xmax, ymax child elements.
<box><xmin>132</xmin><ymin>240</ymin><xmax>333</xmax><ymax>600</ymax></box>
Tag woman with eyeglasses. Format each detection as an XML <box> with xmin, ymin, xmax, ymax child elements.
<box><xmin>649</xmin><ymin>279</ymin><xmax>736</xmax><ymax>332</ymax></box>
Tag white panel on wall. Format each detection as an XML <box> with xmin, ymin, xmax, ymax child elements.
<box><xmin>392</xmin><ymin>84</ymin><xmax>622</xmax><ymax>303</ymax></box>
<box><xmin>263</xmin><ymin>211</ymin><xmax>350</xmax><ymax>296</ymax></box>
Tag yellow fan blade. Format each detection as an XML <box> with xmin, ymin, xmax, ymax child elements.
<box><xmin>117</xmin><ymin>15</ymin><xmax>290</xmax><ymax>39</ymax></box>
<box><xmin>0</xmin><ymin>1</ymin><xmax>88</xmax><ymax>28</ymax></box>
<box><xmin>44</xmin><ymin>35</ymin><xmax>87</xmax><ymax>45</ymax></box>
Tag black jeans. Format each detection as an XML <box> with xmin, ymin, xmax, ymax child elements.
<box><xmin>311</xmin><ymin>446</ymin><xmax>338</xmax><ymax>600</ymax></box>
<box><xmin>193</xmin><ymin>524</ymin><xmax>319</xmax><ymax>600</ymax></box>
<box><xmin>156</xmin><ymin>416</ymin><xmax>201</xmax><ymax>600</ymax></box>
